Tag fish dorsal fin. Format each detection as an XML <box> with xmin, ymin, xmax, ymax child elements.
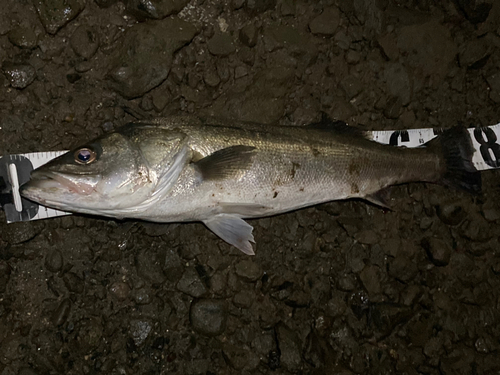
<box><xmin>307</xmin><ymin>113</ymin><xmax>369</xmax><ymax>138</ymax></box>
<box><xmin>203</xmin><ymin>214</ymin><xmax>255</xmax><ymax>255</ymax></box>
<box><xmin>194</xmin><ymin>145</ymin><xmax>256</xmax><ymax>180</ymax></box>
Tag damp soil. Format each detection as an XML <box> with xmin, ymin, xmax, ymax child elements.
<box><xmin>1</xmin><ymin>0</ymin><xmax>500</xmax><ymax>374</ymax></box>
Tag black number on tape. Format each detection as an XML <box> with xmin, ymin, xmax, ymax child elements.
<box><xmin>473</xmin><ymin>128</ymin><xmax>500</xmax><ymax>168</ymax></box>
<box><xmin>389</xmin><ymin>130</ymin><xmax>410</xmax><ymax>146</ymax></box>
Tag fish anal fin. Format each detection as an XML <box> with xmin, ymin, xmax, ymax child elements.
<box><xmin>365</xmin><ymin>188</ymin><xmax>392</xmax><ymax>210</ymax></box>
<box><xmin>203</xmin><ymin>214</ymin><xmax>255</xmax><ymax>255</ymax></box>
<box><xmin>194</xmin><ymin>145</ymin><xmax>256</xmax><ymax>180</ymax></box>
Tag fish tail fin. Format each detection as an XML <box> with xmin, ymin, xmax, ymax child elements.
<box><xmin>425</xmin><ymin>126</ymin><xmax>481</xmax><ymax>194</ymax></box>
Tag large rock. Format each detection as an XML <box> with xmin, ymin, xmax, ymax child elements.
<box><xmin>108</xmin><ymin>17</ymin><xmax>197</xmax><ymax>98</ymax></box>
<box><xmin>125</xmin><ymin>0</ymin><xmax>189</xmax><ymax>20</ymax></box>
<box><xmin>33</xmin><ymin>0</ymin><xmax>85</xmax><ymax>34</ymax></box>
<box><xmin>397</xmin><ymin>20</ymin><xmax>457</xmax><ymax>82</ymax></box>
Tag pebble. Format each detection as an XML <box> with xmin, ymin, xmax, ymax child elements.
<box><xmin>233</xmin><ymin>290</ymin><xmax>255</xmax><ymax>308</ymax></box>
<box><xmin>2</xmin><ymin>221</ymin><xmax>40</xmax><ymax>244</ymax></box>
<box><xmin>109</xmin><ymin>281</ymin><xmax>131</xmax><ymax>300</ymax></box>
<box><xmin>309</xmin><ymin>7</ymin><xmax>340</xmax><ymax>35</ymax></box>
<box><xmin>239</xmin><ymin>24</ymin><xmax>258</xmax><ymax>47</ymax></box>
<box><xmin>459</xmin><ymin>39</ymin><xmax>490</xmax><ymax>68</ymax></box>
<box><xmin>203</xmin><ymin>68</ymin><xmax>220</xmax><ymax>87</ymax></box>
<box><xmin>207</xmin><ymin>33</ymin><xmax>236</xmax><ymax>56</ymax></box>
<box><xmin>70</xmin><ymin>25</ymin><xmax>99</xmax><ymax>60</ymax></box>
<box><xmin>51</xmin><ymin>298</ymin><xmax>71</xmax><ymax>326</ymax></box>
<box><xmin>422</xmin><ymin>237</ymin><xmax>451</xmax><ymax>266</ymax></box>
<box><xmin>276</xmin><ymin>323</ymin><xmax>302</xmax><ymax>371</ymax></box>
<box><xmin>125</xmin><ymin>0</ymin><xmax>189</xmax><ymax>19</ymax></box>
<box><xmin>135</xmin><ymin>247</ymin><xmax>166</xmax><ymax>285</ymax></box>
<box><xmin>190</xmin><ymin>299</ymin><xmax>227</xmax><ymax>336</ymax></box>
<box><xmin>383</xmin><ymin>63</ymin><xmax>411</xmax><ymax>105</ymax></box>
<box><xmin>436</xmin><ymin>201</ymin><xmax>466</xmax><ymax>225</ymax></box>
<box><xmin>129</xmin><ymin>319</ymin><xmax>152</xmax><ymax>346</ymax></box>
<box><xmin>487</xmin><ymin>72</ymin><xmax>500</xmax><ymax>103</ymax></box>
<box><xmin>63</xmin><ymin>272</ymin><xmax>84</xmax><ymax>294</ymax></box>
<box><xmin>176</xmin><ymin>267</ymin><xmax>207</xmax><ymax>297</ymax></box>
<box><xmin>34</xmin><ymin>0</ymin><xmax>85</xmax><ymax>34</ymax></box>
<box><xmin>44</xmin><ymin>249</ymin><xmax>63</xmax><ymax>273</ymax></box>
<box><xmin>388</xmin><ymin>254</ymin><xmax>418</xmax><ymax>283</ymax></box>
<box><xmin>18</xmin><ymin>368</ymin><xmax>38</xmax><ymax>375</ymax></box>
<box><xmin>326</xmin><ymin>295</ymin><xmax>347</xmax><ymax>317</ymax></box>
<box><xmin>354</xmin><ymin>229</ymin><xmax>379</xmax><ymax>245</ymax></box>
<box><xmin>132</xmin><ymin>288</ymin><xmax>151</xmax><ymax>305</ymax></box>
<box><xmin>359</xmin><ymin>264</ymin><xmax>382</xmax><ymax>296</ymax></box>
<box><xmin>340</xmin><ymin>75</ymin><xmax>363</xmax><ymax>99</ymax></box>
<box><xmin>383</xmin><ymin>96</ymin><xmax>403</xmax><ymax>119</ymax></box>
<box><xmin>2</xmin><ymin>62</ymin><xmax>36</xmax><ymax>89</ymax></box>
<box><xmin>8</xmin><ymin>26</ymin><xmax>38</xmax><ymax>49</ymax></box>
<box><xmin>235</xmin><ymin>260</ymin><xmax>263</xmax><ymax>282</ymax></box>
<box><xmin>0</xmin><ymin>261</ymin><xmax>12</xmax><ymax>294</ymax></box>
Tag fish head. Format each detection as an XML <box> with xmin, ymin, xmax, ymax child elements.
<box><xmin>21</xmin><ymin>124</ymin><xmax>189</xmax><ymax>216</ymax></box>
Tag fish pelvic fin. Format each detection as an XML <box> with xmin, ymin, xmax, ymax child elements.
<box><xmin>193</xmin><ymin>145</ymin><xmax>256</xmax><ymax>180</ymax></box>
<box><xmin>425</xmin><ymin>126</ymin><xmax>481</xmax><ymax>194</ymax></box>
<box><xmin>203</xmin><ymin>214</ymin><xmax>255</xmax><ymax>255</ymax></box>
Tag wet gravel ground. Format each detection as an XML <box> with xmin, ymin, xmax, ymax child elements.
<box><xmin>2</xmin><ymin>0</ymin><xmax>500</xmax><ymax>374</ymax></box>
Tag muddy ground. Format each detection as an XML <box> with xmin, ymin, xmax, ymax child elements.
<box><xmin>1</xmin><ymin>0</ymin><xmax>500</xmax><ymax>374</ymax></box>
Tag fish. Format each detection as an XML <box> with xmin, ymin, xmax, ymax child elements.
<box><xmin>20</xmin><ymin>115</ymin><xmax>481</xmax><ymax>255</ymax></box>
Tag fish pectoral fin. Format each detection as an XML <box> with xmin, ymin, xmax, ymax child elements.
<box><xmin>203</xmin><ymin>214</ymin><xmax>256</xmax><ymax>255</ymax></box>
<box><xmin>193</xmin><ymin>145</ymin><xmax>256</xmax><ymax>180</ymax></box>
<box><xmin>365</xmin><ymin>188</ymin><xmax>393</xmax><ymax>210</ymax></box>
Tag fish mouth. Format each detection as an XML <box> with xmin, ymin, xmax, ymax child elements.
<box><xmin>21</xmin><ymin>170</ymin><xmax>95</xmax><ymax>197</ymax></box>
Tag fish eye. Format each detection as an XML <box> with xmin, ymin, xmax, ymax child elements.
<box><xmin>74</xmin><ymin>147</ymin><xmax>97</xmax><ymax>165</ymax></box>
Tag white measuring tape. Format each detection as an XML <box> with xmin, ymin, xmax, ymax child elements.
<box><xmin>1</xmin><ymin>123</ymin><xmax>499</xmax><ymax>223</ymax></box>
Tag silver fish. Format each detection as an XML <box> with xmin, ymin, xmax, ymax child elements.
<box><xmin>20</xmin><ymin>115</ymin><xmax>480</xmax><ymax>255</ymax></box>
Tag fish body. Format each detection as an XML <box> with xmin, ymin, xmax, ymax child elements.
<box><xmin>21</xmin><ymin>115</ymin><xmax>480</xmax><ymax>254</ymax></box>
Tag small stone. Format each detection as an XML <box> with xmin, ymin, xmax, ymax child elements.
<box><xmin>276</xmin><ymin>323</ymin><xmax>302</xmax><ymax>371</ymax></box>
<box><xmin>436</xmin><ymin>201</ymin><xmax>466</xmax><ymax>225</ymax></box>
<box><xmin>383</xmin><ymin>96</ymin><xmax>403</xmax><ymax>119</ymax></box>
<box><xmin>354</xmin><ymin>230</ymin><xmax>379</xmax><ymax>245</ymax></box>
<box><xmin>340</xmin><ymin>75</ymin><xmax>363</xmax><ymax>99</ymax></box>
<box><xmin>233</xmin><ymin>290</ymin><xmax>255</xmax><ymax>308</ymax></box>
<box><xmin>233</xmin><ymin>0</ymin><xmax>245</xmax><ymax>9</ymax></box>
<box><xmin>336</xmin><ymin>273</ymin><xmax>356</xmax><ymax>291</ymax></box>
<box><xmin>388</xmin><ymin>255</ymin><xmax>418</xmax><ymax>283</ymax></box>
<box><xmin>235</xmin><ymin>260</ymin><xmax>263</xmax><ymax>282</ymax></box>
<box><xmin>359</xmin><ymin>264</ymin><xmax>382</xmax><ymax>296</ymax></box>
<box><xmin>459</xmin><ymin>39</ymin><xmax>490</xmax><ymax>68</ymax></box>
<box><xmin>129</xmin><ymin>319</ymin><xmax>152</xmax><ymax>346</ymax></box>
<box><xmin>70</xmin><ymin>25</ymin><xmax>99</xmax><ymax>60</ymax></box>
<box><xmin>125</xmin><ymin>0</ymin><xmax>189</xmax><ymax>20</ymax></box>
<box><xmin>2</xmin><ymin>62</ymin><xmax>36</xmax><ymax>89</ymax></box>
<box><xmin>136</xmin><ymin>247</ymin><xmax>166</xmax><ymax>285</ymax></box>
<box><xmin>345</xmin><ymin>50</ymin><xmax>361</xmax><ymax>64</ymax></box>
<box><xmin>63</xmin><ymin>272</ymin><xmax>84</xmax><ymax>294</ymax></box>
<box><xmin>422</xmin><ymin>237</ymin><xmax>451</xmax><ymax>266</ymax></box>
<box><xmin>8</xmin><ymin>26</ymin><xmax>38</xmax><ymax>49</ymax></box>
<box><xmin>207</xmin><ymin>33</ymin><xmax>236</xmax><ymax>56</ymax></box>
<box><xmin>95</xmin><ymin>0</ymin><xmax>118</xmax><ymax>7</ymax></box>
<box><xmin>132</xmin><ymin>288</ymin><xmax>152</xmax><ymax>305</ymax></box>
<box><xmin>190</xmin><ymin>299</ymin><xmax>227</xmax><ymax>336</ymax></box>
<box><xmin>309</xmin><ymin>7</ymin><xmax>340</xmax><ymax>35</ymax></box>
<box><xmin>0</xmin><ymin>261</ymin><xmax>12</xmax><ymax>294</ymax></box>
<box><xmin>234</xmin><ymin>65</ymin><xmax>248</xmax><ymax>79</ymax></box>
<box><xmin>377</xmin><ymin>33</ymin><xmax>399</xmax><ymax>60</ymax></box>
<box><xmin>45</xmin><ymin>249</ymin><xmax>63</xmax><ymax>273</ymax></box>
<box><xmin>109</xmin><ymin>281</ymin><xmax>130</xmax><ymax>300</ymax></box>
<box><xmin>326</xmin><ymin>295</ymin><xmax>347</xmax><ymax>317</ymax></box>
<box><xmin>18</xmin><ymin>368</ymin><xmax>38</xmax><ymax>375</ymax></box>
<box><xmin>177</xmin><ymin>267</ymin><xmax>207</xmax><ymax>297</ymax></box>
<box><xmin>203</xmin><ymin>68</ymin><xmax>220</xmax><ymax>87</ymax></box>
<box><xmin>2</xmin><ymin>221</ymin><xmax>40</xmax><ymax>244</ymax></box>
<box><xmin>239</xmin><ymin>23</ymin><xmax>258</xmax><ymax>47</ymax></box>
<box><xmin>34</xmin><ymin>0</ymin><xmax>85</xmax><ymax>34</ymax></box>
<box><xmin>51</xmin><ymin>298</ymin><xmax>71</xmax><ymax>326</ymax></box>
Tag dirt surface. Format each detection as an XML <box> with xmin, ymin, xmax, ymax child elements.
<box><xmin>1</xmin><ymin>0</ymin><xmax>500</xmax><ymax>374</ymax></box>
